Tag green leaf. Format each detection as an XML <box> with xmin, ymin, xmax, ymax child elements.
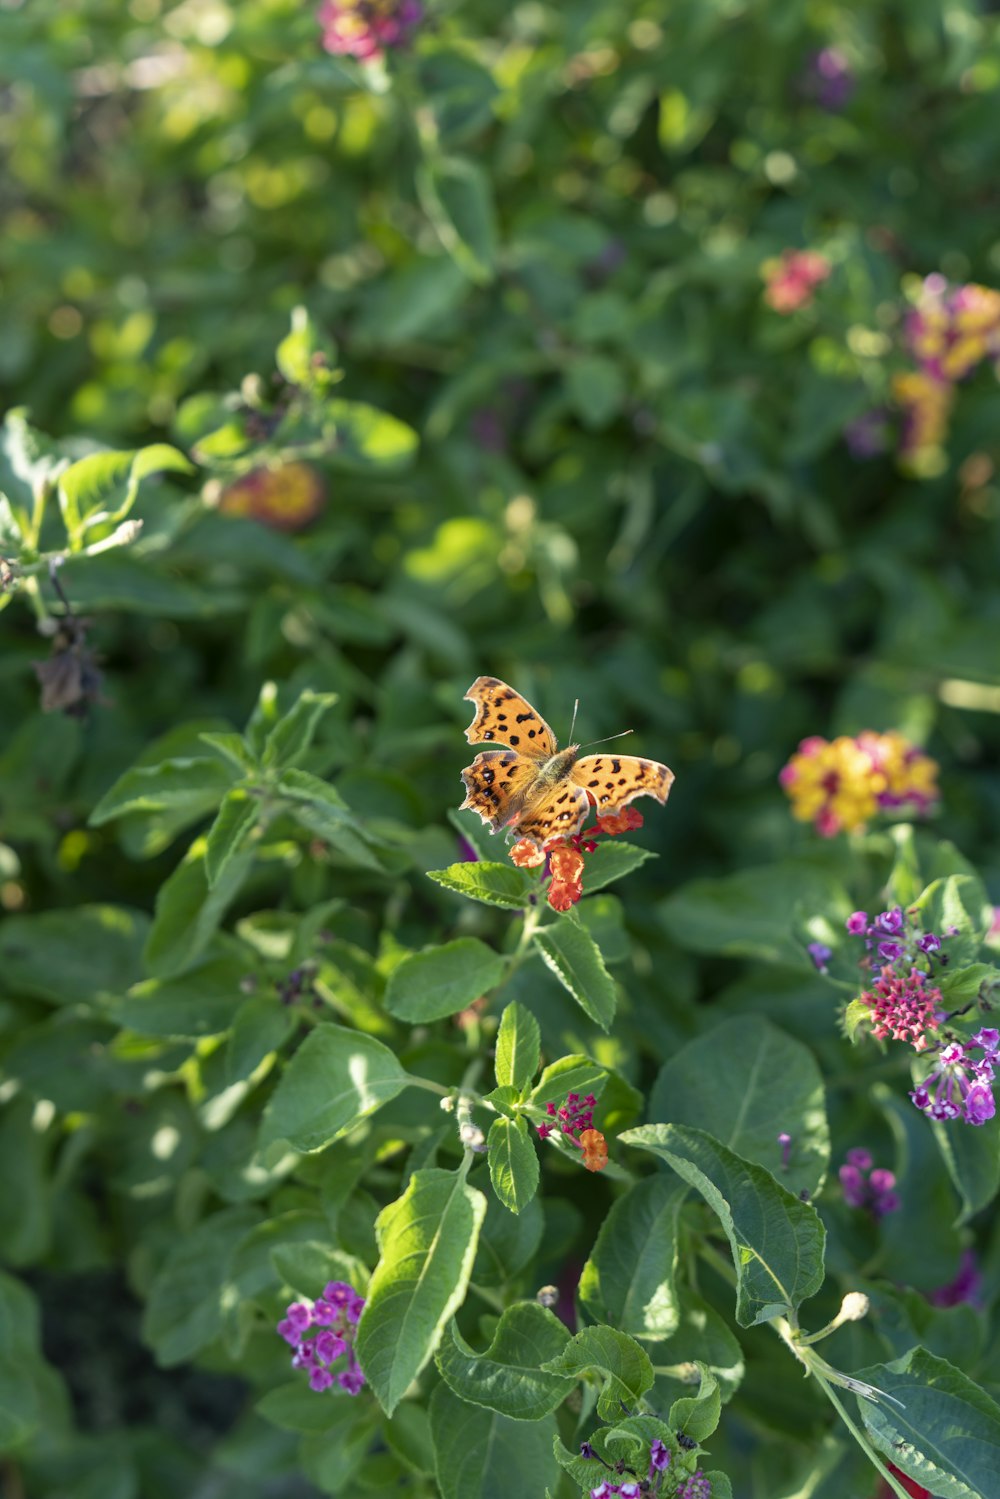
<box><xmin>621</xmin><ymin>1124</ymin><xmax>826</xmax><ymax>1327</ymax></box>
<box><xmin>566</xmin><ymin>354</ymin><xmax>627</xmax><ymax>430</ymax></box>
<box><xmin>385</xmin><ymin>938</ymin><xmax>506</xmax><ymax>1023</ymax></box>
<box><xmin>262</xmin><ymin>689</ymin><xmax>338</xmax><ymax>770</ymax></box>
<box><xmin>355</xmin><ymin>1167</ymin><xmax>487</xmax><ymax>1415</ymax></box>
<box><xmin>277</xmin><ymin>767</ymin><xmax>387</xmax><ymax>871</ymax></box>
<box><xmin>428</xmin><ymin>861</ymin><xmax>534</xmax><ymax>910</ymax></box>
<box><xmin>929</xmin><ymin>1100</ymin><xmax>1000</xmax><ymax>1226</ymax></box>
<box><xmin>648</xmin><ymin>1015</ymin><xmax>830</xmax><ymax>1198</ymax></box>
<box><xmin>144</xmin><ymin>835</ymin><xmax>253</xmax><ymax>979</ymax></box>
<box><xmin>856</xmin><ymin>1346</ymin><xmax>1000</xmax><ymax>1499</ymax></box>
<box><xmin>119</xmin><ymin>957</ymin><xmax>249</xmax><ymax>1039</ymax></box>
<box><xmin>0</xmin><ymin>905</ymin><xmax>147</xmax><ymax>1009</ymax></box>
<box><xmin>528</xmin><ymin>1055</ymin><xmax>608</xmax><ymax>1114</ymax></box>
<box><xmin>429</xmin><ymin>1383</ymin><xmax>558</xmax><ymax>1499</ymax></box>
<box><xmin>258</xmin><ymin>1023</ymin><xmax>412</xmax><ymax>1156</ymax></box>
<box><xmin>88</xmin><ymin>756</ymin><xmax>234</xmax><ymax>826</ymax></box>
<box><xmin>257</xmin><ymin>1381</ymin><xmax>349</xmax><ymax>1434</ymax></box>
<box><xmin>142</xmin><ymin>1208</ymin><xmax>259</xmax><ymax>1366</ymax></box>
<box><xmin>0</xmin><ymin>1272</ymin><xmax>53</xmax><ymax>1451</ymax></box>
<box><xmin>581</xmin><ymin>839</ymin><xmax>656</xmax><ymax>892</ymax></box>
<box><xmin>204</xmin><ymin>790</ymin><xmax>260</xmax><ymax>889</ymax></box>
<box><xmin>275</xmin><ymin>305</ymin><xmax>338</xmax><ymax>388</ymax></box>
<box><xmin>661</xmin><ymin>861</ymin><xmax>849</xmax><ymax>963</ymax></box>
<box><xmin>495</xmin><ymin>1001</ymin><xmax>541</xmax><ymax>1092</ymax></box>
<box><xmin>417</xmin><ymin>156</ymin><xmax>497</xmax><ymax>284</ymax></box>
<box><xmin>58</xmin><ymin>443</ymin><xmax>191</xmax><ymax>540</ymax></box>
<box><xmin>321</xmin><ymin>397</ymin><xmax>419</xmax><ymax>474</ymax></box>
<box><xmin>540</xmin><ymin>1325</ymin><xmax>654</xmax><ymax>1421</ymax></box>
<box><xmin>914</xmin><ymin>874</ymin><xmax>992</xmax><ymax>967</ymax></box>
<box><xmin>200</xmin><ymin>731</ymin><xmax>258</xmax><ymax>774</ymax></box>
<box><xmin>578</xmin><ymin>1176</ymin><xmax>686</xmax><ymax>1340</ymax></box>
<box><xmin>473</xmin><ymin>1186</ymin><xmax>545</xmax><ymax>1289</ymax></box>
<box><xmin>487</xmin><ymin>1116</ymin><xmax>540</xmax><ymax>1214</ymax></box>
<box><xmin>532</xmin><ymin>919</ymin><xmax>617</xmax><ymax>1032</ymax></box>
<box><xmin>435</xmin><ymin>1302</ymin><xmax>573</xmax><ymax>1419</ymax></box>
<box><xmin>670</xmin><ymin>1363</ymin><xmax>722</xmax><ymax>1442</ymax></box>
<box><xmin>226</xmin><ymin>996</ymin><xmax>294</xmax><ymax>1084</ymax></box>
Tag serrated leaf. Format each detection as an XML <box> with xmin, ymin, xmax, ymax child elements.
<box><xmin>487</xmin><ymin>1115</ymin><xmax>539</xmax><ymax>1214</ymax></box>
<box><xmin>856</xmin><ymin>1345</ymin><xmax>1000</xmax><ymax>1499</ymax></box>
<box><xmin>428</xmin><ymin>861</ymin><xmax>533</xmax><ymax>909</ymax></box>
<box><xmin>648</xmin><ymin>1016</ymin><xmax>829</xmax><ymax>1197</ymax></box>
<box><xmin>385</xmin><ymin>938</ymin><xmax>505</xmax><ymax>1023</ymax></box>
<box><xmin>581</xmin><ymin>839</ymin><xmax>656</xmax><ymax>892</ymax></box>
<box><xmin>533</xmin><ymin>920</ymin><xmax>617</xmax><ymax>1031</ymax></box>
<box><xmin>435</xmin><ymin>1302</ymin><xmax>573</xmax><ymax>1419</ymax></box>
<box><xmin>578</xmin><ymin>1176</ymin><xmax>685</xmax><ymax>1340</ymax></box>
<box><xmin>144</xmin><ymin>836</ymin><xmax>253</xmax><ymax>979</ymax></box>
<box><xmin>417</xmin><ymin>156</ymin><xmax>497</xmax><ymax>284</ymax></box>
<box><xmin>914</xmin><ymin>874</ymin><xmax>992</xmax><ymax>968</ymax></box>
<box><xmin>356</xmin><ymin>1168</ymin><xmax>487</xmax><ymax>1415</ymax></box>
<box><xmin>259</xmin><ymin>1023</ymin><xmax>412</xmax><ymax>1156</ymax></box>
<box><xmin>495</xmin><ymin>1001</ymin><xmax>541</xmax><ymax>1091</ymax></box>
<box><xmin>262</xmin><ymin>689</ymin><xmax>338</xmax><ymax>770</ymax></box>
<box><xmin>429</xmin><ymin>1383</ymin><xmax>558</xmax><ymax>1499</ymax></box>
<box><xmin>120</xmin><ymin>957</ymin><xmax>248</xmax><ymax>1039</ymax></box>
<box><xmin>142</xmin><ymin>1208</ymin><xmax>260</xmax><ymax>1366</ymax></box>
<box><xmin>621</xmin><ymin>1124</ymin><xmax>826</xmax><ymax>1327</ymax></box>
<box><xmin>528</xmin><ymin>1055</ymin><xmax>608</xmax><ymax>1113</ymax></box>
<box><xmin>541</xmin><ymin>1325</ymin><xmax>654</xmax><ymax>1421</ymax></box>
<box><xmin>670</xmin><ymin>1363</ymin><xmax>722</xmax><ymax>1442</ymax></box>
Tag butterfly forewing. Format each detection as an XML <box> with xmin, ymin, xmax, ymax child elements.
<box><xmin>570</xmin><ymin>753</ymin><xmax>674</xmax><ymax>815</ymax></box>
<box><xmin>463</xmin><ymin>676</ymin><xmax>557</xmax><ymax>757</ymax></box>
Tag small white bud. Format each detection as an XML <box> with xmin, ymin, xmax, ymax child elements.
<box><xmin>839</xmin><ymin>1291</ymin><xmax>870</xmax><ymax>1323</ymax></box>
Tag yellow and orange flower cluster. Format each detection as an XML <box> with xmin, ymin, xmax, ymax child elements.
<box><xmin>896</xmin><ymin>276</ymin><xmax>1000</xmax><ymax>473</ymax></box>
<box><xmin>780</xmin><ymin>731</ymin><xmax>939</xmax><ymax>837</ymax></box>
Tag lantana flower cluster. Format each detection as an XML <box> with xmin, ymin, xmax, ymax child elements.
<box><xmin>537</xmin><ymin>1091</ymin><xmax>609</xmax><ymax>1172</ymax></box>
<box><xmin>277</xmin><ymin>1281</ymin><xmax>366</xmax><ymax>1394</ymax></box>
<box><xmin>510</xmin><ymin>806</ymin><xmax>644</xmax><ymax>912</ymax></box>
<box><xmin>847</xmin><ymin>906</ymin><xmax>949</xmax><ymax>1051</ymax></box>
<box><xmin>839</xmin><ymin>1147</ymin><xmax>900</xmax><ymax>1218</ymax></box>
<box><xmin>894</xmin><ymin>275</ymin><xmax>1000</xmax><ymax>472</ymax></box>
<box><xmin>318</xmin><ymin>0</ymin><xmax>422</xmax><ymax>59</ymax></box>
<box><xmin>911</xmin><ymin>1030</ymin><xmax>999</xmax><ymax>1127</ymax></box>
<box><xmin>761</xmin><ymin>249</ymin><xmax>831</xmax><ymax>313</ymax></box>
<box><xmin>780</xmin><ymin>731</ymin><xmax>939</xmax><ymax>836</ymax></box>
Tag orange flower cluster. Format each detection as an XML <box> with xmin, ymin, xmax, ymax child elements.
<box><xmin>762</xmin><ymin>249</ymin><xmax>831</xmax><ymax>313</ymax></box>
<box><xmin>218</xmin><ymin>462</ymin><xmax>326</xmax><ymax>533</ymax></box>
<box><xmin>578</xmin><ymin>1128</ymin><xmax>609</xmax><ymax>1172</ymax></box>
<box><xmin>510</xmin><ymin>806</ymin><xmax>645</xmax><ymax>911</ymax></box>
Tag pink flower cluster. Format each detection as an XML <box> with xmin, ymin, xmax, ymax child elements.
<box><xmin>318</xmin><ymin>0</ymin><xmax>422</xmax><ymax>60</ymax></box>
<box><xmin>762</xmin><ymin>250</ymin><xmax>831</xmax><ymax>313</ymax></box>
<box><xmin>277</xmin><ymin>1281</ymin><xmax>366</xmax><ymax>1394</ymax></box>
<box><xmin>839</xmin><ymin>1147</ymin><xmax>899</xmax><ymax>1217</ymax></box>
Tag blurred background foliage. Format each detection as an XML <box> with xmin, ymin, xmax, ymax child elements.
<box><xmin>2</xmin><ymin>0</ymin><xmax>1000</xmax><ymax>1495</ymax></box>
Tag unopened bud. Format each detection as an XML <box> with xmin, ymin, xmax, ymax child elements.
<box><xmin>536</xmin><ymin>1285</ymin><xmax>558</xmax><ymax>1308</ymax></box>
<box><xmin>458</xmin><ymin>1122</ymin><xmax>486</xmax><ymax>1152</ymax></box>
<box><xmin>839</xmin><ymin>1291</ymin><xmax>870</xmax><ymax>1323</ymax></box>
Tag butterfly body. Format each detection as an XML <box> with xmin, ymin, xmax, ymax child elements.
<box><xmin>460</xmin><ymin>676</ymin><xmax>674</xmax><ymax>849</ymax></box>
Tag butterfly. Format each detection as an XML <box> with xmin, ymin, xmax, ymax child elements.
<box><xmin>459</xmin><ymin>676</ymin><xmax>674</xmax><ymax>849</ymax></box>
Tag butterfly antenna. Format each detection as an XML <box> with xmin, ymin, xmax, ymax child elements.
<box><xmin>568</xmin><ymin>697</ymin><xmax>579</xmax><ymax>744</ymax></box>
<box><xmin>580</xmin><ymin>729</ymin><xmax>634</xmax><ymax>750</ymax></box>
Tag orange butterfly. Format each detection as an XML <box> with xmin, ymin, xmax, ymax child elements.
<box><xmin>459</xmin><ymin>676</ymin><xmax>674</xmax><ymax>850</ymax></box>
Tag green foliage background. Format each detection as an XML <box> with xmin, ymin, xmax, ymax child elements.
<box><xmin>3</xmin><ymin>1</ymin><xmax>1000</xmax><ymax>1496</ymax></box>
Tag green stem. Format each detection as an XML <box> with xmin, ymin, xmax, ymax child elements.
<box><xmin>813</xmin><ymin>1372</ymin><xmax>913</xmax><ymax>1499</ymax></box>
<box><xmin>466</xmin><ymin>1281</ymin><xmax>505</xmax><ymax>1313</ymax></box>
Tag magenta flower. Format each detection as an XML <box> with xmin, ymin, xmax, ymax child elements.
<box><xmin>318</xmin><ymin>0</ymin><xmax>422</xmax><ymax>60</ymax></box>
<box><xmin>276</xmin><ymin>1281</ymin><xmax>367</xmax><ymax>1395</ymax></box>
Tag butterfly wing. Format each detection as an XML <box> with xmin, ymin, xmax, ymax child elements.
<box><xmin>570</xmin><ymin>753</ymin><xmax>674</xmax><ymax>815</ymax></box>
<box><xmin>460</xmin><ymin>749</ymin><xmax>542</xmax><ymax>833</ymax></box>
<box><xmin>464</xmin><ymin>676</ymin><xmax>557</xmax><ymax>757</ymax></box>
<box><xmin>512</xmin><ymin>779</ymin><xmax>591</xmax><ymax>848</ymax></box>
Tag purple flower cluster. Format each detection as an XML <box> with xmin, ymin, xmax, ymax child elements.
<box><xmin>581</xmin><ymin>1437</ymin><xmax>673</xmax><ymax>1497</ymax></box>
<box><xmin>537</xmin><ymin>1091</ymin><xmax>597</xmax><ymax>1142</ymax></box>
<box><xmin>318</xmin><ymin>0</ymin><xmax>422</xmax><ymax>60</ymax></box>
<box><xmin>911</xmin><ymin>1030</ymin><xmax>999</xmax><ymax>1126</ymax></box>
<box><xmin>677</xmin><ymin>1474</ymin><xmax>712</xmax><ymax>1499</ymax></box>
<box><xmin>802</xmin><ymin>47</ymin><xmax>855</xmax><ymax>110</ymax></box>
<box><xmin>277</xmin><ymin>1281</ymin><xmax>366</xmax><ymax>1394</ymax></box>
<box><xmin>839</xmin><ymin>1147</ymin><xmax>900</xmax><ymax>1217</ymax></box>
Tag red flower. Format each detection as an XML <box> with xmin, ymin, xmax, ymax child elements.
<box><xmin>596</xmin><ymin>807</ymin><xmax>643</xmax><ymax>836</ymax></box>
<box><xmin>510</xmin><ymin>838</ymin><xmax>545</xmax><ymax>868</ymax></box>
<box><xmin>547</xmin><ymin>879</ymin><xmax>583</xmax><ymax>912</ymax></box>
<box><xmin>548</xmin><ymin>845</ymin><xmax>585</xmax><ymax>884</ymax></box>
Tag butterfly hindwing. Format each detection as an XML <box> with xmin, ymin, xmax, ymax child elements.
<box><xmin>460</xmin><ymin>749</ymin><xmax>542</xmax><ymax>832</ymax></box>
<box><xmin>570</xmin><ymin>753</ymin><xmax>674</xmax><ymax>815</ymax></box>
<box><xmin>514</xmin><ymin>780</ymin><xmax>591</xmax><ymax>846</ymax></box>
<box><xmin>464</xmin><ymin>676</ymin><xmax>557</xmax><ymax>757</ymax></box>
